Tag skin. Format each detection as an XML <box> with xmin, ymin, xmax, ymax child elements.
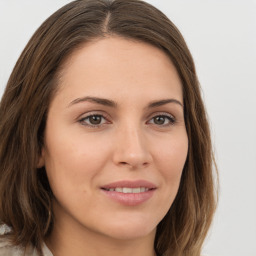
<box><xmin>40</xmin><ymin>36</ymin><xmax>188</xmax><ymax>256</ymax></box>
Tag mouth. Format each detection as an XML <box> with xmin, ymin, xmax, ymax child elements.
<box><xmin>100</xmin><ymin>180</ymin><xmax>157</xmax><ymax>206</ymax></box>
<box><xmin>100</xmin><ymin>180</ymin><xmax>157</xmax><ymax>192</ymax></box>
<box><xmin>101</xmin><ymin>187</ymin><xmax>154</xmax><ymax>193</ymax></box>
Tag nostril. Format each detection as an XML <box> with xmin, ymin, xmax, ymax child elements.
<box><xmin>118</xmin><ymin>161</ymin><xmax>149</xmax><ymax>168</ymax></box>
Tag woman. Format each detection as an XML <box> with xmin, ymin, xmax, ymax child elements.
<box><xmin>0</xmin><ymin>0</ymin><xmax>217</xmax><ymax>255</ymax></box>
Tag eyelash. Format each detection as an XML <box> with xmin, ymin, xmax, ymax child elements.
<box><xmin>78</xmin><ymin>113</ymin><xmax>176</xmax><ymax>128</ymax></box>
<box><xmin>78</xmin><ymin>113</ymin><xmax>110</xmax><ymax>128</ymax></box>
<box><xmin>147</xmin><ymin>114</ymin><xmax>176</xmax><ymax>126</ymax></box>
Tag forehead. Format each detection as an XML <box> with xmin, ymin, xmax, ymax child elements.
<box><xmin>55</xmin><ymin>36</ymin><xmax>183</xmax><ymax>105</ymax></box>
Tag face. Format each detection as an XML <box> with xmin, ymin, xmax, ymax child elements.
<box><xmin>41</xmin><ymin>37</ymin><xmax>188</xmax><ymax>241</ymax></box>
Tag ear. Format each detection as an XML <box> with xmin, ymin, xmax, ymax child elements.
<box><xmin>37</xmin><ymin>147</ymin><xmax>45</xmax><ymax>168</ymax></box>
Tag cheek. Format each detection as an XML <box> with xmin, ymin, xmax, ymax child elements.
<box><xmin>43</xmin><ymin>129</ymin><xmax>112</xmax><ymax>194</ymax></box>
<box><xmin>155</xmin><ymin>132</ymin><xmax>188</xmax><ymax>187</ymax></box>
<box><xmin>43</xmin><ymin>139</ymin><xmax>100</xmax><ymax>214</ymax></box>
<box><xmin>148</xmin><ymin>133</ymin><xmax>188</xmax><ymax>222</ymax></box>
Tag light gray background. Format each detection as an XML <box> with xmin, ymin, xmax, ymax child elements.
<box><xmin>0</xmin><ymin>1</ymin><xmax>255</xmax><ymax>256</ymax></box>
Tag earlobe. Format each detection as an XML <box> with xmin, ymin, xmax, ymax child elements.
<box><xmin>37</xmin><ymin>148</ymin><xmax>45</xmax><ymax>168</ymax></box>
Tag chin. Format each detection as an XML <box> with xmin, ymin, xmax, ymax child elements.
<box><xmin>99</xmin><ymin>216</ymin><xmax>158</xmax><ymax>240</ymax></box>
<box><xmin>107</xmin><ymin>227</ymin><xmax>156</xmax><ymax>241</ymax></box>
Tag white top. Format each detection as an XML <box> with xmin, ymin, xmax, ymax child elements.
<box><xmin>0</xmin><ymin>224</ymin><xmax>53</xmax><ymax>256</ymax></box>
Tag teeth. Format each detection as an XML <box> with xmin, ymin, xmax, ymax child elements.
<box><xmin>123</xmin><ymin>188</ymin><xmax>133</xmax><ymax>193</ymax></box>
<box><xmin>106</xmin><ymin>187</ymin><xmax>149</xmax><ymax>193</ymax></box>
<box><xmin>140</xmin><ymin>187</ymin><xmax>146</xmax><ymax>192</ymax></box>
<box><xmin>115</xmin><ymin>187</ymin><xmax>123</xmax><ymax>192</ymax></box>
<box><xmin>132</xmin><ymin>188</ymin><xmax>141</xmax><ymax>193</ymax></box>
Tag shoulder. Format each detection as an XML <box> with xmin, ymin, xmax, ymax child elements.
<box><xmin>0</xmin><ymin>237</ymin><xmax>42</xmax><ymax>256</ymax></box>
<box><xmin>0</xmin><ymin>237</ymin><xmax>24</xmax><ymax>256</ymax></box>
<box><xmin>0</xmin><ymin>224</ymin><xmax>40</xmax><ymax>256</ymax></box>
<box><xmin>0</xmin><ymin>224</ymin><xmax>22</xmax><ymax>256</ymax></box>
<box><xmin>0</xmin><ymin>225</ymin><xmax>52</xmax><ymax>256</ymax></box>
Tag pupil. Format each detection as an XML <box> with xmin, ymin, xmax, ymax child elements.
<box><xmin>154</xmin><ymin>116</ymin><xmax>165</xmax><ymax>125</ymax></box>
<box><xmin>89</xmin><ymin>115</ymin><xmax>101</xmax><ymax>125</ymax></box>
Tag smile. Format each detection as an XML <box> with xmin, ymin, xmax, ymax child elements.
<box><xmin>102</xmin><ymin>187</ymin><xmax>151</xmax><ymax>193</ymax></box>
<box><xmin>101</xmin><ymin>180</ymin><xmax>157</xmax><ymax>206</ymax></box>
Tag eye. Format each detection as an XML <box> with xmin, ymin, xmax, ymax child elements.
<box><xmin>148</xmin><ymin>114</ymin><xmax>176</xmax><ymax>126</ymax></box>
<box><xmin>79</xmin><ymin>114</ymin><xmax>108</xmax><ymax>127</ymax></box>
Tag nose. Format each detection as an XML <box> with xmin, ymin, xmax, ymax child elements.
<box><xmin>112</xmin><ymin>124</ymin><xmax>152</xmax><ymax>169</ymax></box>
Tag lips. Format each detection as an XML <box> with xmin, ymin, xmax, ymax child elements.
<box><xmin>103</xmin><ymin>187</ymin><xmax>150</xmax><ymax>193</ymax></box>
<box><xmin>101</xmin><ymin>180</ymin><xmax>156</xmax><ymax>190</ymax></box>
<box><xmin>100</xmin><ymin>180</ymin><xmax>157</xmax><ymax>206</ymax></box>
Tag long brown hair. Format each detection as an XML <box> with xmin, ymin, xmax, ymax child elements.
<box><xmin>0</xmin><ymin>0</ymin><xmax>217</xmax><ymax>255</ymax></box>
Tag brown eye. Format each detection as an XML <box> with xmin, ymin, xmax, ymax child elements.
<box><xmin>148</xmin><ymin>114</ymin><xmax>176</xmax><ymax>126</ymax></box>
<box><xmin>153</xmin><ymin>116</ymin><xmax>166</xmax><ymax>125</ymax></box>
<box><xmin>88</xmin><ymin>115</ymin><xmax>102</xmax><ymax>125</ymax></box>
<box><xmin>80</xmin><ymin>114</ymin><xmax>107</xmax><ymax>126</ymax></box>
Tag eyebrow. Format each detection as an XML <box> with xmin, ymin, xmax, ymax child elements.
<box><xmin>147</xmin><ymin>99</ymin><xmax>183</xmax><ymax>108</ymax></box>
<box><xmin>68</xmin><ymin>96</ymin><xmax>183</xmax><ymax>108</ymax></box>
<box><xmin>68</xmin><ymin>96</ymin><xmax>117</xmax><ymax>108</ymax></box>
